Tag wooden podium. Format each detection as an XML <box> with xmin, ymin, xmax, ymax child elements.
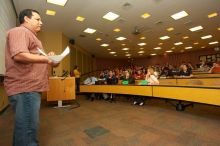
<box><xmin>47</xmin><ymin>77</ymin><xmax>76</xmax><ymax>107</ymax></box>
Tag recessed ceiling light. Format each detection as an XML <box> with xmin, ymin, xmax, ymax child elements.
<box><xmin>150</xmin><ymin>53</ymin><xmax>157</xmax><ymax>56</ymax></box>
<box><xmin>171</xmin><ymin>47</ymin><xmax>175</xmax><ymax>49</ymax></box>
<box><xmin>166</xmin><ymin>50</ymin><xmax>173</xmax><ymax>53</ymax></box>
<box><xmin>140</xmin><ymin>48</ymin><xmax>144</xmax><ymax>50</ymax></box>
<box><xmin>140</xmin><ymin>37</ymin><xmax>146</xmax><ymax>40</ymax></box>
<box><xmin>84</xmin><ymin>28</ymin><xmax>96</xmax><ymax>34</ymax></box>
<box><xmin>174</xmin><ymin>42</ymin><xmax>183</xmax><ymax>45</ymax></box>
<box><xmin>101</xmin><ymin>44</ymin><xmax>109</xmax><ymax>47</ymax></box>
<box><xmin>138</xmin><ymin>43</ymin><xmax>146</xmax><ymax>46</ymax></box>
<box><xmin>167</xmin><ymin>27</ymin><xmax>174</xmax><ymax>31</ymax></box>
<box><xmin>160</xmin><ymin>36</ymin><xmax>170</xmax><ymax>40</ymax></box>
<box><xmin>47</xmin><ymin>0</ymin><xmax>68</xmax><ymax>6</ymax></box>
<box><xmin>218</xmin><ymin>27</ymin><xmax>220</xmax><ymax>31</ymax></box>
<box><xmin>183</xmin><ymin>36</ymin><xmax>189</xmax><ymax>39</ymax></box>
<box><xmin>141</xmin><ymin>13</ymin><xmax>151</xmax><ymax>19</ymax></box>
<box><xmin>185</xmin><ymin>46</ymin><xmax>193</xmax><ymax>49</ymax></box>
<box><xmin>201</xmin><ymin>46</ymin><xmax>206</xmax><ymax>49</ymax></box>
<box><xmin>96</xmin><ymin>38</ymin><xmax>102</xmax><ymax>41</ymax></box>
<box><xmin>209</xmin><ymin>41</ymin><xmax>219</xmax><ymax>45</ymax></box>
<box><xmin>208</xmin><ymin>12</ymin><xmax>218</xmax><ymax>18</ymax></box>
<box><xmin>121</xmin><ymin>44</ymin><xmax>126</xmax><ymax>46</ymax></box>
<box><xmin>189</xmin><ymin>26</ymin><xmax>203</xmax><ymax>32</ymax></box>
<box><xmin>109</xmin><ymin>51</ymin><xmax>116</xmax><ymax>54</ymax></box>
<box><xmin>154</xmin><ymin>47</ymin><xmax>161</xmax><ymax>50</ymax></box>
<box><xmin>116</xmin><ymin>37</ymin><xmax>126</xmax><ymax>41</ymax></box>
<box><xmin>114</xmin><ymin>54</ymin><xmax>117</xmax><ymax>56</ymax></box>
<box><xmin>138</xmin><ymin>51</ymin><xmax>145</xmax><ymax>54</ymax></box>
<box><xmin>113</xmin><ymin>28</ymin><xmax>120</xmax><ymax>32</ymax></box>
<box><xmin>46</xmin><ymin>10</ymin><xmax>56</xmax><ymax>16</ymax></box>
<box><xmin>139</xmin><ymin>54</ymin><xmax>143</xmax><ymax>56</ymax></box>
<box><xmin>122</xmin><ymin>48</ymin><xmax>129</xmax><ymax>50</ymax></box>
<box><xmin>107</xmin><ymin>49</ymin><xmax>111</xmax><ymax>50</ymax></box>
<box><xmin>171</xmin><ymin>11</ymin><xmax>188</xmax><ymax>20</ymax></box>
<box><xmin>158</xmin><ymin>43</ymin><xmax>163</xmax><ymax>46</ymax></box>
<box><xmin>103</xmin><ymin>12</ymin><xmax>119</xmax><ymax>21</ymax></box>
<box><xmin>125</xmin><ymin>54</ymin><xmax>131</xmax><ymax>56</ymax></box>
<box><xmin>76</xmin><ymin>16</ymin><xmax>85</xmax><ymax>22</ymax></box>
<box><xmin>193</xmin><ymin>42</ymin><xmax>199</xmax><ymax>45</ymax></box>
<box><xmin>201</xmin><ymin>35</ymin><xmax>212</xmax><ymax>39</ymax></box>
<box><xmin>125</xmin><ymin>52</ymin><xmax>129</xmax><ymax>54</ymax></box>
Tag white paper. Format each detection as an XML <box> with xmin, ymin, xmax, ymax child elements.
<box><xmin>38</xmin><ymin>46</ymin><xmax>70</xmax><ymax>63</ymax></box>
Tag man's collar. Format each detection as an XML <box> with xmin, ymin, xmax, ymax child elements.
<box><xmin>21</xmin><ymin>24</ymin><xmax>37</xmax><ymax>36</ymax></box>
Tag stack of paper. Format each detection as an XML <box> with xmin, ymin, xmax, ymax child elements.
<box><xmin>38</xmin><ymin>46</ymin><xmax>70</xmax><ymax>63</ymax></box>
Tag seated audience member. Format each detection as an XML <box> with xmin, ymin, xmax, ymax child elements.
<box><xmin>145</xmin><ymin>67</ymin><xmax>160</xmax><ymax>85</ymax></box>
<box><xmin>106</xmin><ymin>70</ymin><xmax>117</xmax><ymax>102</ymax></box>
<box><xmin>83</xmin><ymin>76</ymin><xmax>98</xmax><ymax>101</ymax></box>
<box><xmin>134</xmin><ymin>67</ymin><xmax>159</xmax><ymax>106</ymax></box>
<box><xmin>179</xmin><ymin>64</ymin><xmax>193</xmax><ymax>77</ymax></box>
<box><xmin>133</xmin><ymin>70</ymin><xmax>145</xmax><ymax>80</ymax></box>
<box><xmin>121</xmin><ymin>70</ymin><xmax>135</xmax><ymax>84</ymax></box>
<box><xmin>209</xmin><ymin>62</ymin><xmax>220</xmax><ymax>74</ymax></box>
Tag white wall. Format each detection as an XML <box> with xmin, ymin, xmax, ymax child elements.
<box><xmin>0</xmin><ymin>0</ymin><xmax>16</xmax><ymax>75</ymax></box>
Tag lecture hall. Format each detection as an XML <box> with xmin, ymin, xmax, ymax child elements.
<box><xmin>1</xmin><ymin>0</ymin><xmax>220</xmax><ymax>145</ymax></box>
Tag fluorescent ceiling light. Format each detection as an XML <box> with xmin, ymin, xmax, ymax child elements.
<box><xmin>150</xmin><ymin>53</ymin><xmax>156</xmax><ymax>56</ymax></box>
<box><xmin>185</xmin><ymin>46</ymin><xmax>193</xmax><ymax>49</ymax></box>
<box><xmin>96</xmin><ymin>38</ymin><xmax>102</xmax><ymax>41</ymax></box>
<box><xmin>158</xmin><ymin>43</ymin><xmax>163</xmax><ymax>45</ymax></box>
<box><xmin>208</xmin><ymin>12</ymin><xmax>218</xmax><ymax>18</ymax></box>
<box><xmin>125</xmin><ymin>54</ymin><xmax>131</xmax><ymax>56</ymax></box>
<box><xmin>76</xmin><ymin>16</ymin><xmax>85</xmax><ymax>22</ymax></box>
<box><xmin>101</xmin><ymin>44</ymin><xmax>109</xmax><ymax>47</ymax></box>
<box><xmin>113</xmin><ymin>28</ymin><xmax>120</xmax><ymax>32</ymax></box>
<box><xmin>218</xmin><ymin>27</ymin><xmax>220</xmax><ymax>31</ymax></box>
<box><xmin>209</xmin><ymin>41</ymin><xmax>219</xmax><ymax>45</ymax></box>
<box><xmin>122</xmin><ymin>48</ymin><xmax>129</xmax><ymax>50</ymax></box>
<box><xmin>141</xmin><ymin>13</ymin><xmax>151</xmax><ymax>19</ymax></box>
<box><xmin>138</xmin><ymin>51</ymin><xmax>145</xmax><ymax>54</ymax></box>
<box><xmin>140</xmin><ymin>37</ymin><xmax>146</xmax><ymax>40</ymax></box>
<box><xmin>125</xmin><ymin>52</ymin><xmax>129</xmax><ymax>54</ymax></box>
<box><xmin>138</xmin><ymin>43</ymin><xmax>146</xmax><ymax>46</ymax></box>
<box><xmin>171</xmin><ymin>11</ymin><xmax>188</xmax><ymax>20</ymax></box>
<box><xmin>193</xmin><ymin>42</ymin><xmax>199</xmax><ymax>45</ymax></box>
<box><xmin>116</xmin><ymin>37</ymin><xmax>126</xmax><ymax>41</ymax></box>
<box><xmin>107</xmin><ymin>49</ymin><xmax>111</xmax><ymax>50</ymax></box>
<box><xmin>121</xmin><ymin>44</ymin><xmax>126</xmax><ymax>46</ymax></box>
<box><xmin>160</xmin><ymin>36</ymin><xmax>170</xmax><ymax>40</ymax></box>
<box><xmin>201</xmin><ymin>46</ymin><xmax>206</xmax><ymax>48</ymax></box>
<box><xmin>154</xmin><ymin>47</ymin><xmax>161</xmax><ymax>50</ymax></box>
<box><xmin>103</xmin><ymin>12</ymin><xmax>119</xmax><ymax>21</ymax></box>
<box><xmin>46</xmin><ymin>10</ymin><xmax>56</xmax><ymax>16</ymax></box>
<box><xmin>171</xmin><ymin>47</ymin><xmax>175</xmax><ymax>49</ymax></box>
<box><xmin>84</xmin><ymin>28</ymin><xmax>96</xmax><ymax>34</ymax></box>
<box><xmin>166</xmin><ymin>50</ymin><xmax>173</xmax><ymax>53</ymax></box>
<box><xmin>109</xmin><ymin>52</ymin><xmax>116</xmax><ymax>54</ymax></box>
<box><xmin>174</xmin><ymin>42</ymin><xmax>183</xmax><ymax>45</ymax></box>
<box><xmin>47</xmin><ymin>0</ymin><xmax>68</xmax><ymax>6</ymax></box>
<box><xmin>167</xmin><ymin>27</ymin><xmax>174</xmax><ymax>31</ymax></box>
<box><xmin>139</xmin><ymin>48</ymin><xmax>144</xmax><ymax>50</ymax></box>
<box><xmin>183</xmin><ymin>36</ymin><xmax>189</xmax><ymax>39</ymax></box>
<box><xmin>189</xmin><ymin>26</ymin><xmax>203</xmax><ymax>32</ymax></box>
<box><xmin>201</xmin><ymin>35</ymin><xmax>212</xmax><ymax>39</ymax></box>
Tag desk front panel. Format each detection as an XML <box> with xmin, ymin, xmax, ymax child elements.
<box><xmin>153</xmin><ymin>86</ymin><xmax>220</xmax><ymax>106</ymax></box>
<box><xmin>80</xmin><ymin>85</ymin><xmax>153</xmax><ymax>96</ymax></box>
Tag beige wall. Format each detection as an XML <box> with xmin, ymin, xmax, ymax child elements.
<box><xmin>38</xmin><ymin>31</ymin><xmax>94</xmax><ymax>76</ymax></box>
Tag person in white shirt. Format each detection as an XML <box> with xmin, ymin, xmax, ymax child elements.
<box><xmin>145</xmin><ymin>67</ymin><xmax>159</xmax><ymax>85</ymax></box>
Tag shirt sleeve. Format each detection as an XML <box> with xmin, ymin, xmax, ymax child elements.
<box><xmin>7</xmin><ymin>28</ymin><xmax>30</xmax><ymax>58</ymax></box>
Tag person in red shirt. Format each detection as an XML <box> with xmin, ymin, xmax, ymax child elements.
<box><xmin>209</xmin><ymin>62</ymin><xmax>220</xmax><ymax>74</ymax></box>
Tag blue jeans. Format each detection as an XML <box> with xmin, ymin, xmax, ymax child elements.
<box><xmin>9</xmin><ymin>92</ymin><xmax>41</xmax><ymax>146</ymax></box>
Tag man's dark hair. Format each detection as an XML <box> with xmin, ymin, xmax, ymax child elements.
<box><xmin>19</xmin><ymin>9</ymin><xmax>40</xmax><ymax>24</ymax></box>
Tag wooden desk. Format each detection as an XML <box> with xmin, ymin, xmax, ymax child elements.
<box><xmin>47</xmin><ymin>77</ymin><xmax>75</xmax><ymax>107</ymax></box>
<box><xmin>0</xmin><ymin>85</ymin><xmax>9</xmax><ymax>112</ymax></box>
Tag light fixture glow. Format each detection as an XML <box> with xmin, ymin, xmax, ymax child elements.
<box><xmin>122</xmin><ymin>48</ymin><xmax>129</xmax><ymax>51</ymax></box>
<box><xmin>138</xmin><ymin>43</ymin><xmax>146</xmax><ymax>46</ymax></box>
<box><xmin>84</xmin><ymin>28</ymin><xmax>96</xmax><ymax>34</ymax></box>
<box><xmin>185</xmin><ymin>46</ymin><xmax>193</xmax><ymax>49</ymax></box>
<box><xmin>116</xmin><ymin>37</ymin><xmax>126</xmax><ymax>41</ymax></box>
<box><xmin>183</xmin><ymin>36</ymin><xmax>189</xmax><ymax>39</ymax></box>
<box><xmin>109</xmin><ymin>51</ymin><xmax>116</xmax><ymax>54</ymax></box>
<box><xmin>113</xmin><ymin>28</ymin><xmax>120</xmax><ymax>32</ymax></box>
<box><xmin>138</xmin><ymin>51</ymin><xmax>145</xmax><ymax>54</ymax></box>
<box><xmin>160</xmin><ymin>36</ymin><xmax>170</xmax><ymax>40</ymax></box>
<box><xmin>96</xmin><ymin>38</ymin><xmax>102</xmax><ymax>41</ymax></box>
<box><xmin>140</xmin><ymin>37</ymin><xmax>146</xmax><ymax>40</ymax></box>
<box><xmin>166</xmin><ymin>50</ymin><xmax>173</xmax><ymax>53</ymax></box>
<box><xmin>209</xmin><ymin>41</ymin><xmax>219</xmax><ymax>45</ymax></box>
<box><xmin>171</xmin><ymin>11</ymin><xmax>188</xmax><ymax>20</ymax></box>
<box><xmin>201</xmin><ymin>35</ymin><xmax>212</xmax><ymax>39</ymax></box>
<box><xmin>154</xmin><ymin>47</ymin><xmax>161</xmax><ymax>50</ymax></box>
<box><xmin>193</xmin><ymin>42</ymin><xmax>199</xmax><ymax>45</ymax></box>
<box><xmin>46</xmin><ymin>10</ymin><xmax>56</xmax><ymax>16</ymax></box>
<box><xmin>167</xmin><ymin>27</ymin><xmax>174</xmax><ymax>31</ymax></box>
<box><xmin>141</xmin><ymin>13</ymin><xmax>151</xmax><ymax>19</ymax></box>
<box><xmin>174</xmin><ymin>42</ymin><xmax>183</xmax><ymax>46</ymax></box>
<box><xmin>76</xmin><ymin>16</ymin><xmax>85</xmax><ymax>22</ymax></box>
<box><xmin>103</xmin><ymin>12</ymin><xmax>119</xmax><ymax>21</ymax></box>
<box><xmin>150</xmin><ymin>53</ymin><xmax>156</xmax><ymax>56</ymax></box>
<box><xmin>189</xmin><ymin>26</ymin><xmax>203</xmax><ymax>32</ymax></box>
<box><xmin>208</xmin><ymin>12</ymin><xmax>218</xmax><ymax>18</ymax></box>
<box><xmin>101</xmin><ymin>44</ymin><xmax>109</xmax><ymax>47</ymax></box>
<box><xmin>47</xmin><ymin>0</ymin><xmax>68</xmax><ymax>6</ymax></box>
<box><xmin>125</xmin><ymin>54</ymin><xmax>131</xmax><ymax>56</ymax></box>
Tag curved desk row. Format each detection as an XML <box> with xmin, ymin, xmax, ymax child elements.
<box><xmin>80</xmin><ymin>84</ymin><xmax>220</xmax><ymax>110</ymax></box>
